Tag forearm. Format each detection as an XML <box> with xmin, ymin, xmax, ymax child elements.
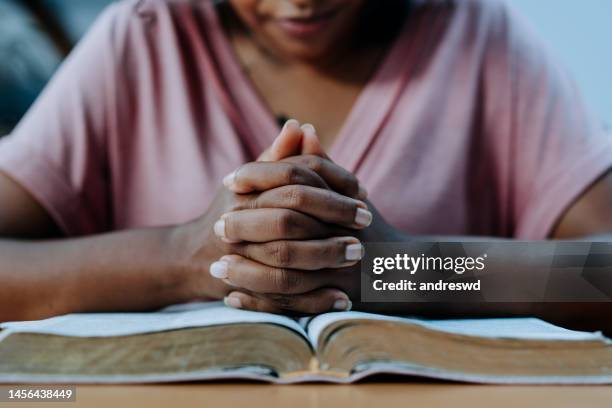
<box><xmin>0</xmin><ymin>226</ymin><xmax>198</xmax><ymax>322</ymax></box>
<box><xmin>365</xmin><ymin>232</ymin><xmax>612</xmax><ymax>333</ymax></box>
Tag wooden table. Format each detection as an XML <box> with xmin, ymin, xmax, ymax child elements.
<box><xmin>12</xmin><ymin>383</ymin><xmax>612</xmax><ymax>408</ymax></box>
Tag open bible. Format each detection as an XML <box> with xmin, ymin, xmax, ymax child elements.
<box><xmin>1</xmin><ymin>302</ymin><xmax>612</xmax><ymax>384</ymax></box>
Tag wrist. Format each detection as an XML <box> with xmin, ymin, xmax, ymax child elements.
<box><xmin>71</xmin><ymin>226</ymin><xmax>203</xmax><ymax>313</ymax></box>
<box><xmin>165</xmin><ymin>219</ymin><xmax>227</xmax><ymax>303</ymax></box>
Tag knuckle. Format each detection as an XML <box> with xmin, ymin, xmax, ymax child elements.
<box><xmin>304</xmin><ymin>155</ymin><xmax>324</xmax><ymax>173</ymax></box>
<box><xmin>285</xmin><ymin>185</ymin><xmax>309</xmax><ymax>209</ymax></box>
<box><xmin>282</xmin><ymin>164</ymin><xmax>302</xmax><ymax>185</ymax></box>
<box><xmin>272</xmin><ymin>269</ymin><xmax>300</xmax><ymax>293</ymax></box>
<box><xmin>266</xmin><ymin>242</ymin><xmax>293</xmax><ymax>267</ymax></box>
<box><xmin>275</xmin><ymin>210</ymin><xmax>297</xmax><ymax>236</ymax></box>
<box><xmin>228</xmin><ymin>195</ymin><xmax>255</xmax><ymax>212</ymax></box>
<box><xmin>338</xmin><ymin>197</ymin><xmax>356</xmax><ymax>219</ymax></box>
<box><xmin>340</xmin><ymin>173</ymin><xmax>359</xmax><ymax>195</ymax></box>
<box><xmin>347</xmin><ymin>180</ymin><xmax>360</xmax><ymax>197</ymax></box>
<box><xmin>320</xmin><ymin>189</ymin><xmax>340</xmax><ymax>211</ymax></box>
<box><xmin>268</xmin><ymin>294</ymin><xmax>295</xmax><ymax>309</ymax></box>
<box><xmin>320</xmin><ymin>241</ymin><xmax>339</xmax><ymax>260</ymax></box>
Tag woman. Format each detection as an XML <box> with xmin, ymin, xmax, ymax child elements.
<box><xmin>0</xmin><ymin>0</ymin><xmax>611</xmax><ymax>330</ymax></box>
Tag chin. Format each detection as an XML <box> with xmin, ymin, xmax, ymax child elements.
<box><xmin>283</xmin><ymin>45</ymin><xmax>335</xmax><ymax>62</ymax></box>
<box><xmin>266</xmin><ymin>33</ymin><xmax>340</xmax><ymax>63</ymax></box>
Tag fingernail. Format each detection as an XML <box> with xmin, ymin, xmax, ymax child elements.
<box><xmin>209</xmin><ymin>261</ymin><xmax>229</xmax><ymax>279</ymax></box>
<box><xmin>345</xmin><ymin>243</ymin><xmax>364</xmax><ymax>261</ymax></box>
<box><xmin>354</xmin><ymin>208</ymin><xmax>373</xmax><ymax>228</ymax></box>
<box><xmin>213</xmin><ymin>219</ymin><xmax>226</xmax><ymax>238</ymax></box>
<box><xmin>224</xmin><ymin>295</ymin><xmax>242</xmax><ymax>309</ymax></box>
<box><xmin>214</xmin><ymin>218</ymin><xmax>241</xmax><ymax>244</ymax></box>
<box><xmin>333</xmin><ymin>297</ymin><xmax>352</xmax><ymax>311</ymax></box>
<box><xmin>358</xmin><ymin>185</ymin><xmax>368</xmax><ymax>199</ymax></box>
<box><xmin>301</xmin><ymin>123</ymin><xmax>316</xmax><ymax>137</ymax></box>
<box><xmin>223</xmin><ymin>171</ymin><xmax>236</xmax><ymax>187</ymax></box>
<box><xmin>283</xmin><ymin>119</ymin><xmax>300</xmax><ymax>131</ymax></box>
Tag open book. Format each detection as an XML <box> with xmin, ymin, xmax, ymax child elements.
<box><xmin>1</xmin><ymin>302</ymin><xmax>611</xmax><ymax>384</ymax></box>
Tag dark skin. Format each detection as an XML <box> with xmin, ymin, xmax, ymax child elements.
<box><xmin>2</xmin><ymin>121</ymin><xmax>612</xmax><ymax>332</ymax></box>
<box><xmin>1</xmin><ymin>0</ymin><xmax>611</xmax><ymax>333</ymax></box>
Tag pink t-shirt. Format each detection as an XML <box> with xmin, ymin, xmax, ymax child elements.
<box><xmin>0</xmin><ymin>0</ymin><xmax>610</xmax><ymax>239</ymax></box>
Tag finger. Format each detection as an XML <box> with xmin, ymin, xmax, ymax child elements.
<box><xmin>300</xmin><ymin>124</ymin><xmax>330</xmax><ymax>159</ymax></box>
<box><xmin>257</xmin><ymin>119</ymin><xmax>303</xmax><ymax>162</ymax></box>
<box><xmin>210</xmin><ymin>254</ymin><xmax>327</xmax><ymax>294</ymax></box>
<box><xmin>223</xmin><ymin>162</ymin><xmax>329</xmax><ymax>194</ymax></box>
<box><xmin>282</xmin><ymin>155</ymin><xmax>368</xmax><ymax>200</ymax></box>
<box><xmin>232</xmin><ymin>185</ymin><xmax>372</xmax><ymax>229</ymax></box>
<box><xmin>215</xmin><ymin>209</ymin><xmax>349</xmax><ymax>243</ymax></box>
<box><xmin>233</xmin><ymin>237</ymin><xmax>364</xmax><ymax>270</ymax></box>
<box><xmin>224</xmin><ymin>288</ymin><xmax>352</xmax><ymax>314</ymax></box>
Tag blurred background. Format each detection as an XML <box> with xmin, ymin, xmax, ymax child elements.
<box><xmin>0</xmin><ymin>0</ymin><xmax>610</xmax><ymax>136</ymax></box>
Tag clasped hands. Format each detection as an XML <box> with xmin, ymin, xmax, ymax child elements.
<box><xmin>180</xmin><ymin>120</ymin><xmax>393</xmax><ymax>314</ymax></box>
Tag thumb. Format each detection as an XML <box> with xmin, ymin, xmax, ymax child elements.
<box><xmin>258</xmin><ymin>119</ymin><xmax>303</xmax><ymax>162</ymax></box>
<box><xmin>300</xmin><ymin>123</ymin><xmax>368</xmax><ymax>200</ymax></box>
<box><xmin>300</xmin><ymin>123</ymin><xmax>330</xmax><ymax>160</ymax></box>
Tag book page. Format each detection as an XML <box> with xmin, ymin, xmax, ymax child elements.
<box><xmin>0</xmin><ymin>302</ymin><xmax>306</xmax><ymax>340</ymax></box>
<box><xmin>306</xmin><ymin>312</ymin><xmax>608</xmax><ymax>347</ymax></box>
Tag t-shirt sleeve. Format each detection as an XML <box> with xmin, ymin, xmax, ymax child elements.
<box><xmin>482</xmin><ymin>0</ymin><xmax>612</xmax><ymax>239</ymax></box>
<box><xmin>0</xmin><ymin>3</ymin><xmax>130</xmax><ymax>236</ymax></box>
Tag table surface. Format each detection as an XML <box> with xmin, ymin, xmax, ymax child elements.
<box><xmin>12</xmin><ymin>383</ymin><xmax>612</xmax><ymax>408</ymax></box>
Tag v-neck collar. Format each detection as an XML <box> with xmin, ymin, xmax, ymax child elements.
<box><xmin>205</xmin><ymin>2</ymin><xmax>414</xmax><ymax>173</ymax></box>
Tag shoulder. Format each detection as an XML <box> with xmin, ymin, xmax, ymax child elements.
<box><xmin>92</xmin><ymin>0</ymin><xmax>213</xmax><ymax>45</ymax></box>
<box><xmin>402</xmin><ymin>0</ymin><xmax>523</xmax><ymax>60</ymax></box>
<box><xmin>99</xmin><ymin>0</ymin><xmax>200</xmax><ymax>20</ymax></box>
<box><xmin>86</xmin><ymin>0</ymin><xmax>218</xmax><ymax>70</ymax></box>
<box><xmin>417</xmin><ymin>0</ymin><xmax>512</xmax><ymax>22</ymax></box>
<box><xmin>112</xmin><ymin>0</ymin><xmax>208</xmax><ymax>19</ymax></box>
<box><xmin>408</xmin><ymin>0</ymin><xmax>518</xmax><ymax>41</ymax></box>
<box><xmin>447</xmin><ymin>0</ymin><xmax>541</xmax><ymax>54</ymax></box>
<box><xmin>413</xmin><ymin>0</ymin><xmax>547</xmax><ymax>70</ymax></box>
<box><xmin>409</xmin><ymin>0</ymin><xmax>509</xmax><ymax>19</ymax></box>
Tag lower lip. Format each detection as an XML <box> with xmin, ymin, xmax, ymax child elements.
<box><xmin>276</xmin><ymin>13</ymin><xmax>337</xmax><ymax>38</ymax></box>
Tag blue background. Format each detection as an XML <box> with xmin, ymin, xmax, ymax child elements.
<box><xmin>510</xmin><ymin>0</ymin><xmax>612</xmax><ymax>128</ymax></box>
